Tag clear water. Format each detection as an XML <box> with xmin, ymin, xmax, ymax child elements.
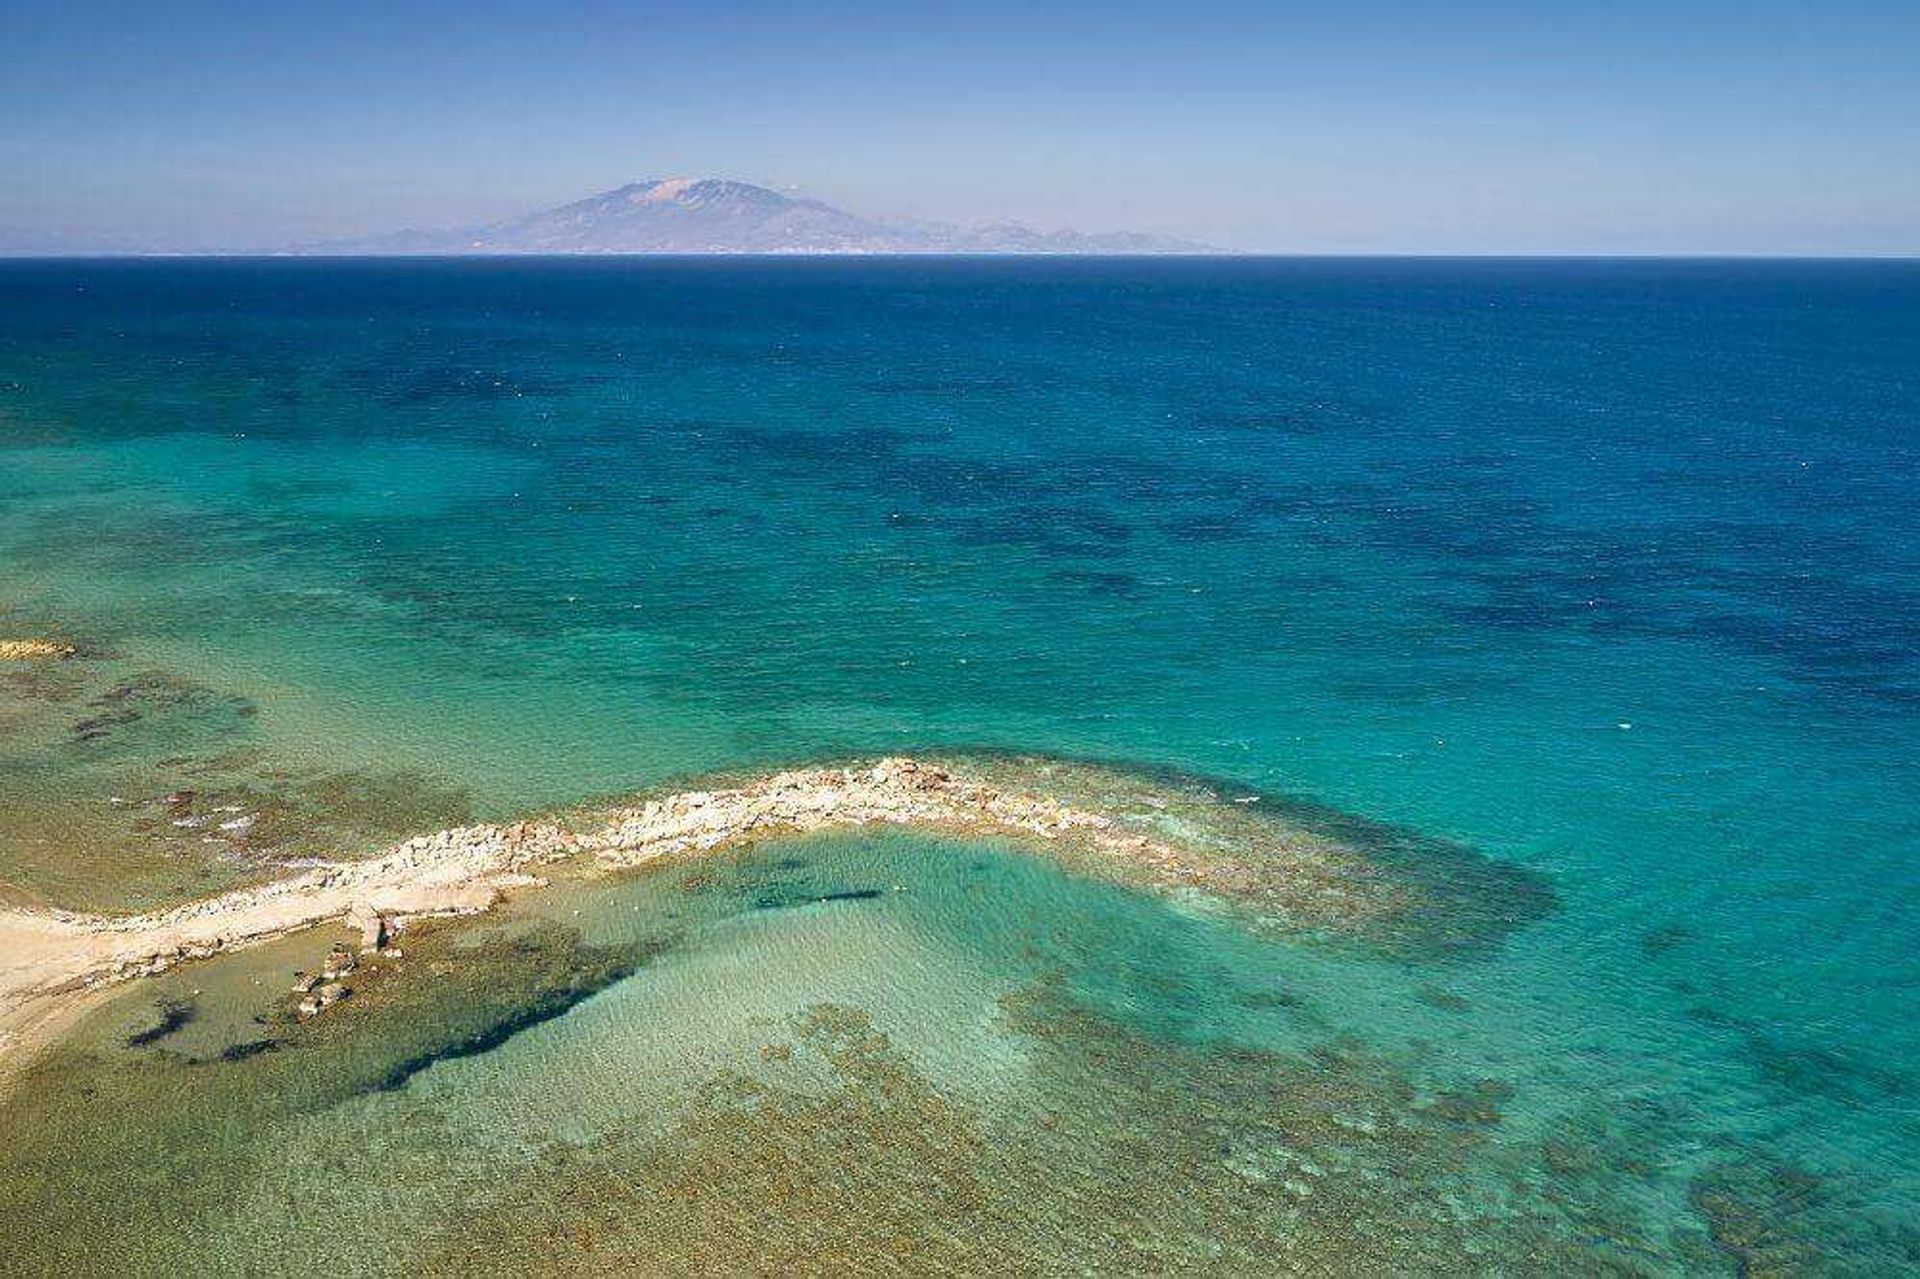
<box><xmin>1</xmin><ymin>258</ymin><xmax>1915</xmax><ymax>1271</ymax></box>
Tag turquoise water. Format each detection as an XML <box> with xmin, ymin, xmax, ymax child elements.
<box><xmin>1</xmin><ymin>258</ymin><xmax>1916</xmax><ymax>1270</ymax></box>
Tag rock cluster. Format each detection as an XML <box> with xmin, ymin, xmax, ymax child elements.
<box><xmin>101</xmin><ymin>940</ymin><xmax>227</xmax><ymax>983</ymax></box>
<box><xmin>291</xmin><ymin>943</ymin><xmax>371</xmax><ymax>1019</ymax></box>
<box><xmin>297</xmin><ymin>982</ymin><xmax>347</xmax><ymax>1020</ymax></box>
<box><xmin>321</xmin><ymin>943</ymin><xmax>357</xmax><ymax>980</ymax></box>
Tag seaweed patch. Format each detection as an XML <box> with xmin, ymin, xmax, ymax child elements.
<box><xmin>125</xmin><ymin>998</ymin><xmax>196</xmax><ymax>1048</ymax></box>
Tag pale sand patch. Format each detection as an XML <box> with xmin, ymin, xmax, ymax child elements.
<box><xmin>0</xmin><ymin>640</ymin><xmax>77</xmax><ymax>661</ymax></box>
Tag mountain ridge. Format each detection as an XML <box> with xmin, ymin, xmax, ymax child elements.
<box><xmin>297</xmin><ymin>177</ymin><xmax>1216</xmax><ymax>255</ymax></box>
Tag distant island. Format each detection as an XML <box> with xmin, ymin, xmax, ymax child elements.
<box><xmin>293</xmin><ymin>177</ymin><xmax>1217</xmax><ymax>256</ymax></box>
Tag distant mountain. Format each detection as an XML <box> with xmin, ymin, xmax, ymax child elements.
<box><xmin>299</xmin><ymin>178</ymin><xmax>1215</xmax><ymax>255</ymax></box>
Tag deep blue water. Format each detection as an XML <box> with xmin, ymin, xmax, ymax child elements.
<box><xmin>1</xmin><ymin>257</ymin><xmax>1915</xmax><ymax>1269</ymax></box>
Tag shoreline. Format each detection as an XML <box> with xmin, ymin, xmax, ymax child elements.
<box><xmin>0</xmin><ymin>756</ymin><xmax>1264</xmax><ymax>1088</ymax></box>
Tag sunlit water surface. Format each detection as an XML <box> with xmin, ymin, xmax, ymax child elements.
<box><xmin>0</xmin><ymin>259</ymin><xmax>1915</xmax><ymax>1273</ymax></box>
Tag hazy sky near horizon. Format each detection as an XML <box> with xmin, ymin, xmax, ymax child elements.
<box><xmin>2</xmin><ymin>0</ymin><xmax>1917</xmax><ymax>254</ymax></box>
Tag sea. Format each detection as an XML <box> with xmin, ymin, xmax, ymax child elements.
<box><xmin>0</xmin><ymin>257</ymin><xmax>1914</xmax><ymax>1274</ymax></box>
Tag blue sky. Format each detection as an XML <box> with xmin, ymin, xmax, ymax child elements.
<box><xmin>2</xmin><ymin>0</ymin><xmax>1916</xmax><ymax>253</ymax></box>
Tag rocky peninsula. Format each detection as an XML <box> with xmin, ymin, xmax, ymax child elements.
<box><xmin>0</xmin><ymin>757</ymin><xmax>1310</xmax><ymax>1083</ymax></box>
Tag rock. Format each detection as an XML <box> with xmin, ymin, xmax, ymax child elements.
<box><xmin>297</xmin><ymin>982</ymin><xmax>349</xmax><ymax>1019</ymax></box>
<box><xmin>0</xmin><ymin>639</ymin><xmax>77</xmax><ymax>661</ymax></box>
<box><xmin>347</xmin><ymin>903</ymin><xmax>387</xmax><ymax>951</ymax></box>
<box><xmin>320</xmin><ymin>944</ymin><xmax>357</xmax><ymax>980</ymax></box>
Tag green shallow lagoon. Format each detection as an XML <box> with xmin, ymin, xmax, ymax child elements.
<box><xmin>0</xmin><ymin>829</ymin><xmax>1731</xmax><ymax>1275</ymax></box>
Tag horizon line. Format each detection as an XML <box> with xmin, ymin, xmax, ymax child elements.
<box><xmin>2</xmin><ymin>251</ymin><xmax>1918</xmax><ymax>263</ymax></box>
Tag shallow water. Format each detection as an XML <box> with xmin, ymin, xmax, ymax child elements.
<box><xmin>0</xmin><ymin>830</ymin><xmax>1743</xmax><ymax>1273</ymax></box>
<box><xmin>1</xmin><ymin>258</ymin><xmax>1916</xmax><ymax>1271</ymax></box>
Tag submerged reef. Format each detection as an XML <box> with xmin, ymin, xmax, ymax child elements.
<box><xmin>65</xmin><ymin>670</ymin><xmax>257</xmax><ymax>750</ymax></box>
<box><xmin>0</xmin><ymin>647</ymin><xmax>476</xmax><ymax>912</ymax></box>
<box><xmin>362</xmin><ymin>928</ymin><xmax>656</xmax><ymax>1095</ymax></box>
<box><xmin>0</xmin><ymin>743</ymin><xmax>1567</xmax><ymax>1267</ymax></box>
<box><xmin>924</xmin><ymin>751</ymin><xmax>1555</xmax><ymax>957</ymax></box>
<box><xmin>0</xmin><ymin>778</ymin><xmax>1896</xmax><ymax>1275</ymax></box>
<box><xmin>416</xmin><ymin>990</ymin><xmax>1617</xmax><ymax>1275</ymax></box>
<box><xmin>1687</xmin><ymin>1153</ymin><xmax>1920</xmax><ymax>1275</ymax></box>
<box><xmin>0</xmin><ymin>920</ymin><xmax>660</xmax><ymax>1275</ymax></box>
<box><xmin>1</xmin><ymin>752</ymin><xmax>1554</xmax><ymax>1038</ymax></box>
<box><xmin>122</xmin><ymin>997</ymin><xmax>196</xmax><ymax>1048</ymax></box>
<box><xmin>0</xmin><ymin>626</ymin><xmax>1550</xmax><ymax>945</ymax></box>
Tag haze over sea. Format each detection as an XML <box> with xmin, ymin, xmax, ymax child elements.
<box><xmin>0</xmin><ymin>257</ymin><xmax>1915</xmax><ymax>1272</ymax></box>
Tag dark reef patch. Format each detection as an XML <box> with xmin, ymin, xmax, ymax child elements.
<box><xmin>1416</xmin><ymin>985</ymin><xmax>1473</xmax><ymax>1013</ymax></box>
<box><xmin>1692</xmin><ymin>1159</ymin><xmax>1823</xmax><ymax>1274</ymax></box>
<box><xmin>340</xmin><ymin>927</ymin><xmax>661</xmax><ymax>1099</ymax></box>
<box><xmin>1378</xmin><ymin>482</ymin><xmax>1920</xmax><ymax>708</ymax></box>
<box><xmin>1236</xmin><ymin>777</ymin><xmax>1557</xmax><ymax>959</ymax></box>
<box><xmin>944</xmin><ymin>747</ymin><xmax>1558</xmax><ymax>961</ymax></box>
<box><xmin>67</xmin><ymin>671</ymin><xmax>257</xmax><ymax>752</ymax></box>
<box><xmin>712</xmin><ymin>423</ymin><xmax>907</xmax><ymax>466</ymax></box>
<box><xmin>1681</xmin><ymin>1155</ymin><xmax>1920</xmax><ymax>1276</ymax></box>
<box><xmin>0</xmin><ymin>921</ymin><xmax>666</xmax><ymax>1274</ymax></box>
<box><xmin>417</xmin><ymin>992</ymin><xmax>1622</xmax><ymax>1274</ymax></box>
<box><xmin>368</xmin><ymin>979</ymin><xmax>629</xmax><ymax>1094</ymax></box>
<box><xmin>1680</xmin><ymin>999</ymin><xmax>1911</xmax><ymax>1106</ymax></box>
<box><xmin>752</xmin><ymin>887</ymin><xmax>885</xmax><ymax>912</ymax></box>
<box><xmin>125</xmin><ymin>998</ymin><xmax>196</xmax><ymax>1048</ymax></box>
<box><xmin>1744</xmin><ymin>1032</ymin><xmax>1911</xmax><ymax>1106</ymax></box>
<box><xmin>210</xmin><ymin>1039</ymin><xmax>281</xmax><ymax>1064</ymax></box>
<box><xmin>1640</xmin><ymin>924</ymin><xmax>1694</xmax><ymax>957</ymax></box>
<box><xmin>237</xmin><ymin>767</ymin><xmax>474</xmax><ymax>861</ymax></box>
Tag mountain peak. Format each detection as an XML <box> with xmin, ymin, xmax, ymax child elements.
<box><xmin>614</xmin><ymin>177</ymin><xmax>701</xmax><ymax>203</ymax></box>
<box><xmin>302</xmin><ymin>177</ymin><xmax>1215</xmax><ymax>256</ymax></box>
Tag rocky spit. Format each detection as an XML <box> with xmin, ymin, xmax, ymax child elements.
<box><xmin>0</xmin><ymin>758</ymin><xmax>1247</xmax><ymax>1072</ymax></box>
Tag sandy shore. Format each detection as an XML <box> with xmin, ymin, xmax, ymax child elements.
<box><xmin>0</xmin><ymin>757</ymin><xmax>1222</xmax><ymax>1085</ymax></box>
